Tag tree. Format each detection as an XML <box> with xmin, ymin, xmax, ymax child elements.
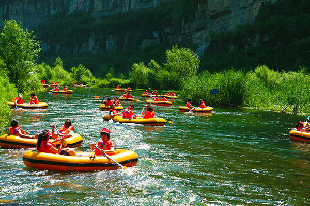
<box><xmin>165</xmin><ymin>45</ymin><xmax>199</xmax><ymax>79</ymax></box>
<box><xmin>130</xmin><ymin>62</ymin><xmax>150</xmax><ymax>88</ymax></box>
<box><xmin>71</xmin><ymin>64</ymin><xmax>87</xmax><ymax>83</ymax></box>
<box><xmin>0</xmin><ymin>20</ymin><xmax>41</xmax><ymax>92</ymax></box>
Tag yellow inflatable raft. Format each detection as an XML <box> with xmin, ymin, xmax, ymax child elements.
<box><xmin>99</xmin><ymin>104</ymin><xmax>123</xmax><ymax>111</ymax></box>
<box><xmin>178</xmin><ymin>106</ymin><xmax>213</xmax><ymax>113</ymax></box>
<box><xmin>0</xmin><ymin>133</ymin><xmax>83</xmax><ymax>149</ymax></box>
<box><xmin>50</xmin><ymin>90</ymin><xmax>73</xmax><ymax>94</ymax></box>
<box><xmin>164</xmin><ymin>95</ymin><xmax>177</xmax><ymax>99</ymax></box>
<box><xmin>114</xmin><ymin>89</ymin><xmax>132</xmax><ymax>92</ymax></box>
<box><xmin>103</xmin><ymin>115</ymin><xmax>166</xmax><ymax>126</ymax></box>
<box><xmin>6</xmin><ymin>101</ymin><xmax>49</xmax><ymax>109</ymax></box>
<box><xmin>119</xmin><ymin>97</ymin><xmax>136</xmax><ymax>101</ymax></box>
<box><xmin>289</xmin><ymin>129</ymin><xmax>310</xmax><ymax>142</ymax></box>
<box><xmin>23</xmin><ymin>149</ymin><xmax>138</xmax><ymax>171</ymax></box>
<box><xmin>146</xmin><ymin>99</ymin><xmax>172</xmax><ymax>106</ymax></box>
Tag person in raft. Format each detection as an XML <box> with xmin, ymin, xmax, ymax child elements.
<box><xmin>105</xmin><ymin>97</ymin><xmax>113</xmax><ymax>106</ymax></box>
<box><xmin>9</xmin><ymin>119</ymin><xmax>37</xmax><ymax>139</ymax></box>
<box><xmin>90</xmin><ymin>128</ymin><xmax>115</xmax><ymax>156</ymax></box>
<box><xmin>113</xmin><ymin>97</ymin><xmax>120</xmax><ymax>106</ymax></box>
<box><xmin>63</xmin><ymin>85</ymin><xmax>68</xmax><ymax>91</ymax></box>
<box><xmin>29</xmin><ymin>93</ymin><xmax>39</xmax><ymax>104</ymax></box>
<box><xmin>109</xmin><ymin>105</ymin><xmax>119</xmax><ymax>118</ymax></box>
<box><xmin>37</xmin><ymin>129</ymin><xmax>76</xmax><ymax>156</ymax></box>
<box><xmin>122</xmin><ymin>105</ymin><xmax>135</xmax><ymax>119</ymax></box>
<box><xmin>160</xmin><ymin>96</ymin><xmax>168</xmax><ymax>101</ymax></box>
<box><xmin>116</xmin><ymin>85</ymin><xmax>120</xmax><ymax>89</ymax></box>
<box><xmin>199</xmin><ymin>99</ymin><xmax>207</xmax><ymax>108</ymax></box>
<box><xmin>15</xmin><ymin>94</ymin><xmax>24</xmax><ymax>104</ymax></box>
<box><xmin>52</xmin><ymin>119</ymin><xmax>74</xmax><ymax>139</ymax></box>
<box><xmin>186</xmin><ymin>99</ymin><xmax>194</xmax><ymax>108</ymax></box>
<box><xmin>143</xmin><ymin>106</ymin><xmax>155</xmax><ymax>119</ymax></box>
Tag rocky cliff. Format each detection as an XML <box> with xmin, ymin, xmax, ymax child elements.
<box><xmin>0</xmin><ymin>0</ymin><xmax>277</xmax><ymax>55</ymax></box>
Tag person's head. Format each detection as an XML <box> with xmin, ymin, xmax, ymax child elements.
<box><xmin>31</xmin><ymin>93</ymin><xmax>35</xmax><ymax>97</ymax></box>
<box><xmin>37</xmin><ymin>129</ymin><xmax>51</xmax><ymax>149</ymax></box>
<box><xmin>188</xmin><ymin>99</ymin><xmax>192</xmax><ymax>102</ymax></box>
<box><xmin>18</xmin><ymin>94</ymin><xmax>22</xmax><ymax>98</ymax></box>
<box><xmin>147</xmin><ymin>106</ymin><xmax>153</xmax><ymax>112</ymax></box>
<box><xmin>10</xmin><ymin>119</ymin><xmax>19</xmax><ymax>128</ymax></box>
<box><xmin>110</xmin><ymin>104</ymin><xmax>115</xmax><ymax>109</ymax></box>
<box><xmin>100</xmin><ymin>128</ymin><xmax>110</xmax><ymax>141</ymax></box>
<box><xmin>107</xmin><ymin>97</ymin><xmax>111</xmax><ymax>101</ymax></box>
<box><xmin>129</xmin><ymin>104</ymin><xmax>134</xmax><ymax>110</ymax></box>
<box><xmin>64</xmin><ymin>119</ymin><xmax>72</xmax><ymax>128</ymax></box>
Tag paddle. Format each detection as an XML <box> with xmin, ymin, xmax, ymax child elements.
<box><xmin>94</xmin><ymin>145</ymin><xmax>125</xmax><ymax>169</ymax></box>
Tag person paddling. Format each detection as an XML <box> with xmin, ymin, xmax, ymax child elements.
<box><xmin>109</xmin><ymin>105</ymin><xmax>119</xmax><ymax>117</ymax></box>
<box><xmin>90</xmin><ymin>128</ymin><xmax>115</xmax><ymax>156</ymax></box>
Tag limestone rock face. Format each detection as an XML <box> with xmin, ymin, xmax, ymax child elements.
<box><xmin>0</xmin><ymin>0</ymin><xmax>277</xmax><ymax>54</ymax></box>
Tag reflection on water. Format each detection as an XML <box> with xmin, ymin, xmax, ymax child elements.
<box><xmin>0</xmin><ymin>88</ymin><xmax>310</xmax><ymax>204</ymax></box>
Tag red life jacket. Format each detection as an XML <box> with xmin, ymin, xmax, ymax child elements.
<box><xmin>143</xmin><ymin>111</ymin><xmax>155</xmax><ymax>119</ymax></box>
<box><xmin>16</xmin><ymin>97</ymin><xmax>24</xmax><ymax>104</ymax></box>
<box><xmin>30</xmin><ymin>96</ymin><xmax>39</xmax><ymax>104</ymax></box>
<box><xmin>199</xmin><ymin>102</ymin><xmax>206</xmax><ymax>108</ymax></box>
<box><xmin>58</xmin><ymin>125</ymin><xmax>74</xmax><ymax>135</ymax></box>
<box><xmin>186</xmin><ymin>102</ymin><xmax>192</xmax><ymax>108</ymax></box>
<box><xmin>37</xmin><ymin>141</ymin><xmax>56</xmax><ymax>153</ymax></box>
<box><xmin>105</xmin><ymin>100</ymin><xmax>113</xmax><ymax>106</ymax></box>
<box><xmin>8</xmin><ymin>127</ymin><xmax>26</xmax><ymax>135</ymax></box>
<box><xmin>95</xmin><ymin>140</ymin><xmax>114</xmax><ymax>156</ymax></box>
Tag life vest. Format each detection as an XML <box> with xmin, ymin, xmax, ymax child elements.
<box><xmin>122</xmin><ymin>109</ymin><xmax>128</xmax><ymax>119</ymax></box>
<box><xmin>186</xmin><ymin>102</ymin><xmax>192</xmax><ymax>108</ymax></box>
<box><xmin>199</xmin><ymin>101</ymin><xmax>207</xmax><ymax>108</ymax></box>
<box><xmin>58</xmin><ymin>124</ymin><xmax>74</xmax><ymax>135</ymax></box>
<box><xmin>105</xmin><ymin>100</ymin><xmax>113</xmax><ymax>106</ymax></box>
<box><xmin>9</xmin><ymin>127</ymin><xmax>26</xmax><ymax>135</ymax></box>
<box><xmin>30</xmin><ymin>96</ymin><xmax>39</xmax><ymax>104</ymax></box>
<box><xmin>171</xmin><ymin>92</ymin><xmax>176</xmax><ymax>96</ymax></box>
<box><xmin>161</xmin><ymin>97</ymin><xmax>167</xmax><ymax>101</ymax></box>
<box><xmin>64</xmin><ymin>87</ymin><xmax>67</xmax><ymax>91</ymax></box>
<box><xmin>37</xmin><ymin>141</ymin><xmax>56</xmax><ymax>153</ymax></box>
<box><xmin>16</xmin><ymin>97</ymin><xmax>24</xmax><ymax>104</ymax></box>
<box><xmin>109</xmin><ymin>109</ymin><xmax>117</xmax><ymax>116</ymax></box>
<box><xmin>113</xmin><ymin>100</ymin><xmax>120</xmax><ymax>106</ymax></box>
<box><xmin>144</xmin><ymin>91</ymin><xmax>148</xmax><ymax>94</ymax></box>
<box><xmin>143</xmin><ymin>111</ymin><xmax>155</xmax><ymax>119</ymax></box>
<box><xmin>95</xmin><ymin>140</ymin><xmax>114</xmax><ymax>156</ymax></box>
<box><xmin>154</xmin><ymin>97</ymin><xmax>159</xmax><ymax>101</ymax></box>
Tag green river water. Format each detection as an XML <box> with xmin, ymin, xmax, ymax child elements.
<box><xmin>1</xmin><ymin>88</ymin><xmax>310</xmax><ymax>205</ymax></box>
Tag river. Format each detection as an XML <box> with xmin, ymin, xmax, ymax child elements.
<box><xmin>0</xmin><ymin>88</ymin><xmax>309</xmax><ymax>205</ymax></box>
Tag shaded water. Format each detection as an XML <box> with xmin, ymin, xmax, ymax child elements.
<box><xmin>1</xmin><ymin>88</ymin><xmax>310</xmax><ymax>205</ymax></box>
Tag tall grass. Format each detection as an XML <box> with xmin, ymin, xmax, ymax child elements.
<box><xmin>180</xmin><ymin>65</ymin><xmax>310</xmax><ymax>113</ymax></box>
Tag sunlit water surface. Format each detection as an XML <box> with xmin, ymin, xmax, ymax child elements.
<box><xmin>1</xmin><ymin>88</ymin><xmax>309</xmax><ymax>205</ymax></box>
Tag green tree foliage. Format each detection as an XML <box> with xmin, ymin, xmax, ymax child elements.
<box><xmin>0</xmin><ymin>58</ymin><xmax>18</xmax><ymax>134</ymax></box>
<box><xmin>0</xmin><ymin>20</ymin><xmax>41</xmax><ymax>93</ymax></box>
<box><xmin>71</xmin><ymin>64</ymin><xmax>87</xmax><ymax>83</ymax></box>
<box><xmin>130</xmin><ymin>62</ymin><xmax>150</xmax><ymax>88</ymax></box>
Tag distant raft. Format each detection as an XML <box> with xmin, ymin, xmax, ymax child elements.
<box><xmin>114</xmin><ymin>89</ymin><xmax>132</xmax><ymax>92</ymax></box>
<box><xmin>0</xmin><ymin>133</ymin><xmax>83</xmax><ymax>149</ymax></box>
<box><xmin>178</xmin><ymin>106</ymin><xmax>213</xmax><ymax>113</ymax></box>
<box><xmin>103</xmin><ymin>115</ymin><xmax>166</xmax><ymax>126</ymax></box>
<box><xmin>6</xmin><ymin>101</ymin><xmax>48</xmax><ymax>109</ymax></box>
<box><xmin>119</xmin><ymin>97</ymin><xmax>136</xmax><ymax>101</ymax></box>
<box><xmin>99</xmin><ymin>104</ymin><xmax>123</xmax><ymax>111</ymax></box>
<box><xmin>23</xmin><ymin>149</ymin><xmax>138</xmax><ymax>171</ymax></box>
<box><xmin>164</xmin><ymin>95</ymin><xmax>177</xmax><ymax>99</ymax></box>
<box><xmin>50</xmin><ymin>90</ymin><xmax>73</xmax><ymax>94</ymax></box>
<box><xmin>289</xmin><ymin>129</ymin><xmax>310</xmax><ymax>142</ymax></box>
<box><xmin>146</xmin><ymin>99</ymin><xmax>172</xmax><ymax>106</ymax></box>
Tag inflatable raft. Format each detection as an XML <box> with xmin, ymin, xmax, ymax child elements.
<box><xmin>23</xmin><ymin>149</ymin><xmax>138</xmax><ymax>171</ymax></box>
<box><xmin>103</xmin><ymin>115</ymin><xmax>166</xmax><ymax>126</ymax></box>
<box><xmin>289</xmin><ymin>129</ymin><xmax>310</xmax><ymax>142</ymax></box>
<box><xmin>164</xmin><ymin>95</ymin><xmax>177</xmax><ymax>99</ymax></box>
<box><xmin>119</xmin><ymin>97</ymin><xmax>136</xmax><ymax>101</ymax></box>
<box><xmin>114</xmin><ymin>89</ymin><xmax>132</xmax><ymax>92</ymax></box>
<box><xmin>146</xmin><ymin>99</ymin><xmax>172</xmax><ymax>106</ymax></box>
<box><xmin>99</xmin><ymin>104</ymin><xmax>123</xmax><ymax>111</ymax></box>
<box><xmin>50</xmin><ymin>90</ymin><xmax>73</xmax><ymax>94</ymax></box>
<box><xmin>178</xmin><ymin>106</ymin><xmax>213</xmax><ymax>113</ymax></box>
<box><xmin>0</xmin><ymin>133</ymin><xmax>83</xmax><ymax>149</ymax></box>
<box><xmin>6</xmin><ymin>101</ymin><xmax>48</xmax><ymax>109</ymax></box>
